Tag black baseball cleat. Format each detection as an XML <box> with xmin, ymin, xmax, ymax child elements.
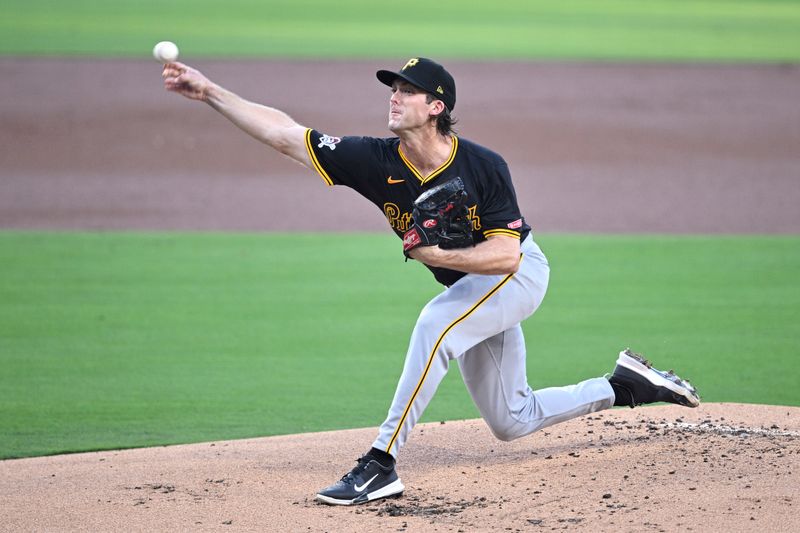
<box><xmin>315</xmin><ymin>456</ymin><xmax>404</xmax><ymax>506</ymax></box>
<box><xmin>608</xmin><ymin>349</ymin><xmax>700</xmax><ymax>408</ymax></box>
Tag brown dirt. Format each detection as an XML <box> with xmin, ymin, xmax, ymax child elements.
<box><xmin>1</xmin><ymin>59</ymin><xmax>799</xmax><ymax>232</ymax></box>
<box><xmin>1</xmin><ymin>59</ymin><xmax>799</xmax><ymax>531</ymax></box>
<box><xmin>1</xmin><ymin>404</ymin><xmax>798</xmax><ymax>532</ymax></box>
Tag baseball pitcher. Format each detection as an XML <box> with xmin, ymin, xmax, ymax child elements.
<box><xmin>162</xmin><ymin>57</ymin><xmax>700</xmax><ymax>506</ymax></box>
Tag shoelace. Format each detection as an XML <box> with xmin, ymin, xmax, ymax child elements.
<box><xmin>341</xmin><ymin>457</ymin><xmax>371</xmax><ymax>482</ymax></box>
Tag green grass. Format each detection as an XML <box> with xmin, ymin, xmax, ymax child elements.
<box><xmin>1</xmin><ymin>0</ymin><xmax>799</xmax><ymax>61</ymax></box>
<box><xmin>1</xmin><ymin>232</ymin><xmax>798</xmax><ymax>459</ymax></box>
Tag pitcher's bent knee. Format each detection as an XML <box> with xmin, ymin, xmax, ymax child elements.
<box><xmin>486</xmin><ymin>421</ymin><xmax>533</xmax><ymax>442</ymax></box>
<box><xmin>485</xmin><ymin>411</ymin><xmax>553</xmax><ymax>442</ymax></box>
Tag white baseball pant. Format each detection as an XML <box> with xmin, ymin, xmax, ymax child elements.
<box><xmin>373</xmin><ymin>235</ymin><xmax>615</xmax><ymax>457</ymax></box>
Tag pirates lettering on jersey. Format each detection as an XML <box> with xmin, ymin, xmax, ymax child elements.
<box><xmin>384</xmin><ymin>203</ymin><xmax>413</xmax><ymax>232</ymax></box>
<box><xmin>467</xmin><ymin>204</ymin><xmax>481</xmax><ymax>231</ymax></box>
<box><xmin>387</xmin><ymin>203</ymin><xmax>481</xmax><ymax>234</ymax></box>
<box><xmin>304</xmin><ymin>128</ymin><xmax>531</xmax><ymax>286</ymax></box>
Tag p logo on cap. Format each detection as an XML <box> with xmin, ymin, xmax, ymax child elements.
<box><xmin>402</xmin><ymin>58</ymin><xmax>419</xmax><ymax>70</ymax></box>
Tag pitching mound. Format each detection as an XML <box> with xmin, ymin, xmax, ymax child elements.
<box><xmin>1</xmin><ymin>403</ymin><xmax>797</xmax><ymax>531</ymax></box>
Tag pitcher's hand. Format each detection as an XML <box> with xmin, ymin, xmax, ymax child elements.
<box><xmin>162</xmin><ymin>62</ymin><xmax>214</xmax><ymax>102</ymax></box>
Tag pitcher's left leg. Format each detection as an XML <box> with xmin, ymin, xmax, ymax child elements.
<box><xmin>373</xmin><ymin>236</ymin><xmax>552</xmax><ymax>455</ymax></box>
<box><xmin>458</xmin><ymin>325</ymin><xmax>614</xmax><ymax>441</ymax></box>
<box><xmin>371</xmin><ymin>270</ymin><xmax>523</xmax><ymax>458</ymax></box>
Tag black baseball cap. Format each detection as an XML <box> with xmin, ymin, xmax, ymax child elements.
<box><xmin>377</xmin><ymin>57</ymin><xmax>456</xmax><ymax>111</ymax></box>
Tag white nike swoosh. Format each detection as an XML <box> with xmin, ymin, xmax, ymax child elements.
<box><xmin>354</xmin><ymin>474</ymin><xmax>379</xmax><ymax>492</ymax></box>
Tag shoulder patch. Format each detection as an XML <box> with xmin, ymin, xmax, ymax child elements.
<box><xmin>318</xmin><ymin>134</ymin><xmax>341</xmax><ymax>150</ymax></box>
<box><xmin>507</xmin><ymin>218</ymin><xmax>523</xmax><ymax>229</ymax></box>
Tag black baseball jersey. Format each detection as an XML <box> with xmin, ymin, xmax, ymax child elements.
<box><xmin>305</xmin><ymin>129</ymin><xmax>531</xmax><ymax>286</ymax></box>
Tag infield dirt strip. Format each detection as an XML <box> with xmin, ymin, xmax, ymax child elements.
<box><xmin>1</xmin><ymin>59</ymin><xmax>799</xmax><ymax>531</ymax></box>
<box><xmin>1</xmin><ymin>59</ymin><xmax>799</xmax><ymax>232</ymax></box>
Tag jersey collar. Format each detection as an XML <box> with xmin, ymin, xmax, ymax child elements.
<box><xmin>398</xmin><ymin>136</ymin><xmax>458</xmax><ymax>185</ymax></box>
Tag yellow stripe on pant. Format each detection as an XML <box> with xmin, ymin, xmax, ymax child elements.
<box><xmin>384</xmin><ymin>265</ymin><xmax>520</xmax><ymax>454</ymax></box>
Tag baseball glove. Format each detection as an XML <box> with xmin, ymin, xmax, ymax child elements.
<box><xmin>403</xmin><ymin>176</ymin><xmax>474</xmax><ymax>255</ymax></box>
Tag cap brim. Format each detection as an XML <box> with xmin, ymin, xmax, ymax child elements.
<box><xmin>376</xmin><ymin>69</ymin><xmax>403</xmax><ymax>87</ymax></box>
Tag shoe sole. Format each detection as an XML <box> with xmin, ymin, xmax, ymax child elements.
<box><xmin>615</xmin><ymin>350</ymin><xmax>700</xmax><ymax>408</ymax></box>
<box><xmin>315</xmin><ymin>478</ymin><xmax>405</xmax><ymax>506</ymax></box>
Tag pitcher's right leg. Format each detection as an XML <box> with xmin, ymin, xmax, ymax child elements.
<box><xmin>458</xmin><ymin>326</ymin><xmax>615</xmax><ymax>441</ymax></box>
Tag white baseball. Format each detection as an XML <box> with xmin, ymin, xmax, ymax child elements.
<box><xmin>153</xmin><ymin>41</ymin><xmax>179</xmax><ymax>63</ymax></box>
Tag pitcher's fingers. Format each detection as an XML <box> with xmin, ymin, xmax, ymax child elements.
<box><xmin>162</xmin><ymin>64</ymin><xmax>176</xmax><ymax>79</ymax></box>
<box><xmin>161</xmin><ymin>61</ymin><xmax>188</xmax><ymax>79</ymax></box>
